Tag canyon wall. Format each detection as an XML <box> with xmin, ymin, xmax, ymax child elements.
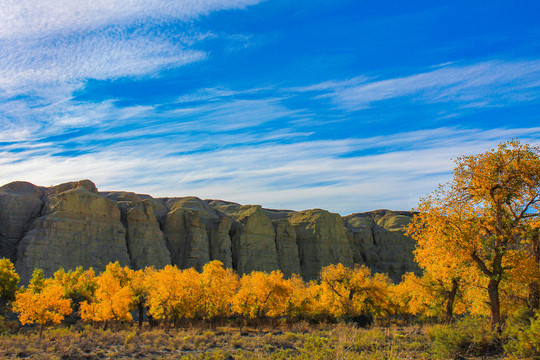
<box><xmin>0</xmin><ymin>180</ymin><xmax>420</xmax><ymax>283</ymax></box>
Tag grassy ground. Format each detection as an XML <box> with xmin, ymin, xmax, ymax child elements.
<box><xmin>0</xmin><ymin>322</ymin><xmax>512</xmax><ymax>360</ymax></box>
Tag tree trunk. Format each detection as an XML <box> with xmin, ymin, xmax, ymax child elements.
<box><xmin>529</xmin><ymin>282</ymin><xmax>540</xmax><ymax>310</ymax></box>
<box><xmin>488</xmin><ymin>277</ymin><xmax>502</xmax><ymax>329</ymax></box>
<box><xmin>529</xmin><ymin>233</ymin><xmax>540</xmax><ymax>310</ymax></box>
<box><xmin>445</xmin><ymin>278</ymin><xmax>459</xmax><ymax>324</ymax></box>
<box><xmin>138</xmin><ymin>302</ymin><xmax>144</xmax><ymax>329</ymax></box>
<box><xmin>0</xmin><ymin>298</ymin><xmax>6</xmax><ymax>316</ymax></box>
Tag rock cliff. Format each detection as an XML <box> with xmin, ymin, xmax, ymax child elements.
<box><xmin>344</xmin><ymin>210</ymin><xmax>420</xmax><ymax>281</ymax></box>
<box><xmin>0</xmin><ymin>180</ymin><xmax>420</xmax><ymax>283</ymax></box>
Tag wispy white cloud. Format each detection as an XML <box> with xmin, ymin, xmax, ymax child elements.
<box><xmin>175</xmin><ymin>86</ymin><xmax>271</xmax><ymax>103</ymax></box>
<box><xmin>0</xmin><ymin>0</ymin><xmax>270</xmax><ymax>147</ymax></box>
<box><xmin>2</xmin><ymin>126</ymin><xmax>539</xmax><ymax>214</ymax></box>
<box><xmin>296</xmin><ymin>60</ymin><xmax>540</xmax><ymax>111</ymax></box>
<box><xmin>0</xmin><ymin>29</ymin><xmax>205</xmax><ymax>99</ymax></box>
<box><xmin>0</xmin><ymin>0</ymin><xmax>265</xmax><ymax>40</ymax></box>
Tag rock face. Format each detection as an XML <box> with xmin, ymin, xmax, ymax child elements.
<box><xmin>289</xmin><ymin>209</ymin><xmax>354</xmax><ymax>280</ymax></box>
<box><xmin>16</xmin><ymin>182</ymin><xmax>130</xmax><ymax>282</ymax></box>
<box><xmin>0</xmin><ymin>179</ymin><xmax>420</xmax><ymax>283</ymax></box>
<box><xmin>102</xmin><ymin>192</ymin><xmax>171</xmax><ymax>271</ymax></box>
<box><xmin>210</xmin><ymin>202</ymin><xmax>280</xmax><ymax>274</ymax></box>
<box><xmin>344</xmin><ymin>210</ymin><xmax>420</xmax><ymax>282</ymax></box>
<box><xmin>0</xmin><ymin>182</ymin><xmax>44</xmax><ymax>262</ymax></box>
<box><xmin>272</xmin><ymin>219</ymin><xmax>301</xmax><ymax>277</ymax></box>
<box><xmin>164</xmin><ymin>197</ymin><xmax>233</xmax><ymax>271</ymax></box>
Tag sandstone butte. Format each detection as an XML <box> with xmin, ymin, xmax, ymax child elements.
<box><xmin>0</xmin><ymin>180</ymin><xmax>420</xmax><ymax>283</ymax></box>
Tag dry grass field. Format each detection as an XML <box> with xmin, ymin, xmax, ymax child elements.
<box><xmin>0</xmin><ymin>321</ymin><xmax>513</xmax><ymax>360</ymax></box>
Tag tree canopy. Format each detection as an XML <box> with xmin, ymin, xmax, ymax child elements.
<box><xmin>408</xmin><ymin>140</ymin><xmax>540</xmax><ymax>326</ymax></box>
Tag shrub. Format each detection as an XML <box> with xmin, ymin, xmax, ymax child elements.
<box><xmin>298</xmin><ymin>335</ymin><xmax>335</xmax><ymax>360</ymax></box>
<box><xmin>504</xmin><ymin>311</ymin><xmax>540</xmax><ymax>358</ymax></box>
<box><xmin>428</xmin><ymin>316</ymin><xmax>500</xmax><ymax>359</ymax></box>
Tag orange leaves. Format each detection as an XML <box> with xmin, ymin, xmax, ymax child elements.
<box><xmin>13</xmin><ymin>281</ymin><xmax>72</xmax><ymax>328</ymax></box>
<box><xmin>201</xmin><ymin>260</ymin><xmax>239</xmax><ymax>320</ymax></box>
<box><xmin>80</xmin><ymin>262</ymin><xmax>135</xmax><ymax>323</ymax></box>
<box><xmin>232</xmin><ymin>270</ymin><xmax>290</xmax><ymax>319</ymax></box>
<box><xmin>408</xmin><ymin>140</ymin><xmax>540</xmax><ymax>325</ymax></box>
<box><xmin>145</xmin><ymin>265</ymin><xmax>204</xmax><ymax>322</ymax></box>
<box><xmin>319</xmin><ymin>264</ymin><xmax>391</xmax><ymax>319</ymax></box>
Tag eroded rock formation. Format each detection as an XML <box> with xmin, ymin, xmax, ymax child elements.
<box><xmin>286</xmin><ymin>209</ymin><xmax>353</xmax><ymax>279</ymax></box>
<box><xmin>16</xmin><ymin>182</ymin><xmax>130</xmax><ymax>281</ymax></box>
<box><xmin>0</xmin><ymin>180</ymin><xmax>420</xmax><ymax>283</ymax></box>
<box><xmin>344</xmin><ymin>210</ymin><xmax>420</xmax><ymax>282</ymax></box>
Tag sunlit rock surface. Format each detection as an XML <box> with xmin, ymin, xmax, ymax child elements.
<box><xmin>0</xmin><ymin>180</ymin><xmax>420</xmax><ymax>283</ymax></box>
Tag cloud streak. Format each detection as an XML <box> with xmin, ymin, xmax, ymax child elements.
<box><xmin>0</xmin><ymin>0</ymin><xmax>265</xmax><ymax>40</ymax></box>
<box><xmin>2</xmin><ymin>126</ymin><xmax>539</xmax><ymax>215</ymax></box>
<box><xmin>0</xmin><ymin>1</ymin><xmax>266</xmax><ymax>144</ymax></box>
<box><xmin>296</xmin><ymin>60</ymin><xmax>540</xmax><ymax>111</ymax></box>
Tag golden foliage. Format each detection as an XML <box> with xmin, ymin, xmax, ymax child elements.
<box><xmin>407</xmin><ymin>140</ymin><xmax>540</xmax><ymax>325</ymax></box>
<box><xmin>53</xmin><ymin>267</ymin><xmax>97</xmax><ymax>305</ymax></box>
<box><xmin>319</xmin><ymin>264</ymin><xmax>391</xmax><ymax>319</ymax></box>
<box><xmin>145</xmin><ymin>265</ymin><xmax>203</xmax><ymax>323</ymax></box>
<box><xmin>200</xmin><ymin>260</ymin><xmax>239</xmax><ymax>320</ymax></box>
<box><xmin>232</xmin><ymin>270</ymin><xmax>290</xmax><ymax>319</ymax></box>
<box><xmin>13</xmin><ymin>280</ymin><xmax>72</xmax><ymax>329</ymax></box>
<box><xmin>80</xmin><ymin>263</ymin><xmax>135</xmax><ymax>323</ymax></box>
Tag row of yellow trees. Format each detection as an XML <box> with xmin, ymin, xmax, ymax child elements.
<box><xmin>0</xmin><ymin>252</ymin><xmax>535</xmax><ymax>337</ymax></box>
<box><xmin>0</xmin><ymin>259</ymin><xmax>394</xmax><ymax>334</ymax></box>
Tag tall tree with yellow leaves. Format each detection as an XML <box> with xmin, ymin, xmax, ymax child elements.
<box><xmin>319</xmin><ymin>263</ymin><xmax>390</xmax><ymax>321</ymax></box>
<box><xmin>406</xmin><ymin>201</ymin><xmax>473</xmax><ymax>323</ymax></box>
<box><xmin>80</xmin><ymin>263</ymin><xmax>135</xmax><ymax>327</ymax></box>
<box><xmin>200</xmin><ymin>261</ymin><xmax>239</xmax><ymax>326</ymax></box>
<box><xmin>145</xmin><ymin>266</ymin><xmax>203</xmax><ymax>328</ymax></box>
<box><xmin>13</xmin><ymin>273</ymin><xmax>72</xmax><ymax>337</ymax></box>
<box><xmin>232</xmin><ymin>270</ymin><xmax>290</xmax><ymax>325</ymax></box>
<box><xmin>408</xmin><ymin>140</ymin><xmax>540</xmax><ymax>326</ymax></box>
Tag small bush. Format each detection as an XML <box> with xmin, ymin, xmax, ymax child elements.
<box><xmin>298</xmin><ymin>334</ymin><xmax>335</xmax><ymax>360</ymax></box>
<box><xmin>354</xmin><ymin>329</ymin><xmax>385</xmax><ymax>350</ymax></box>
<box><xmin>124</xmin><ymin>330</ymin><xmax>137</xmax><ymax>346</ymax></box>
<box><xmin>504</xmin><ymin>311</ymin><xmax>540</xmax><ymax>358</ymax></box>
<box><xmin>428</xmin><ymin>316</ymin><xmax>500</xmax><ymax>359</ymax></box>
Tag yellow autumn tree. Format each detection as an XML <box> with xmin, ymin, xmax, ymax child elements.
<box><xmin>80</xmin><ymin>263</ymin><xmax>135</xmax><ymax>327</ymax></box>
<box><xmin>391</xmin><ymin>272</ymin><xmax>419</xmax><ymax>320</ymax></box>
<box><xmin>393</xmin><ymin>272</ymin><xmax>468</xmax><ymax>323</ymax></box>
<box><xmin>13</xmin><ymin>274</ymin><xmax>72</xmax><ymax>337</ymax></box>
<box><xmin>200</xmin><ymin>260</ymin><xmax>239</xmax><ymax>326</ymax></box>
<box><xmin>282</xmin><ymin>275</ymin><xmax>314</xmax><ymax>326</ymax></box>
<box><xmin>53</xmin><ymin>267</ymin><xmax>97</xmax><ymax>318</ymax></box>
<box><xmin>408</xmin><ymin>140</ymin><xmax>540</xmax><ymax>326</ymax></box>
<box><xmin>129</xmin><ymin>269</ymin><xmax>148</xmax><ymax>328</ymax></box>
<box><xmin>145</xmin><ymin>266</ymin><xmax>203</xmax><ymax>328</ymax></box>
<box><xmin>0</xmin><ymin>258</ymin><xmax>19</xmax><ymax>315</ymax></box>
<box><xmin>406</xmin><ymin>201</ymin><xmax>474</xmax><ymax>323</ymax></box>
<box><xmin>319</xmin><ymin>263</ymin><xmax>391</xmax><ymax>321</ymax></box>
<box><xmin>232</xmin><ymin>271</ymin><xmax>290</xmax><ymax>325</ymax></box>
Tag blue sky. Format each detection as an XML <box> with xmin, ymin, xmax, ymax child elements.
<box><xmin>1</xmin><ymin>0</ymin><xmax>540</xmax><ymax>214</ymax></box>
